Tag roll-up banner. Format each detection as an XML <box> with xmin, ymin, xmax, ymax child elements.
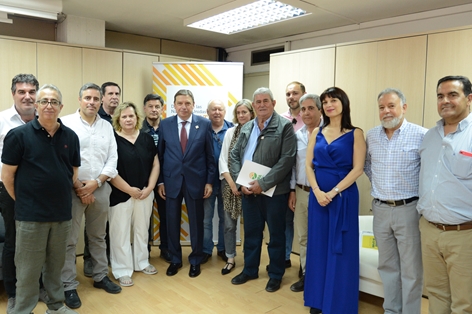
<box><xmin>152</xmin><ymin>61</ymin><xmax>243</xmax><ymax>245</ymax></box>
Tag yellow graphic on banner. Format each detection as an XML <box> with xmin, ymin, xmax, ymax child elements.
<box><xmin>153</xmin><ymin>63</ymin><xmax>238</xmax><ymax>119</ymax></box>
<box><xmin>152</xmin><ymin>61</ymin><xmax>243</xmax><ymax>246</ymax></box>
<box><xmin>228</xmin><ymin>92</ymin><xmax>237</xmax><ymax>108</ymax></box>
<box><xmin>153</xmin><ymin>202</ymin><xmax>189</xmax><ymax>242</ymax></box>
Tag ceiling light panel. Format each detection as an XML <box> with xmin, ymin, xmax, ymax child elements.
<box><xmin>187</xmin><ymin>0</ymin><xmax>310</xmax><ymax>35</ymax></box>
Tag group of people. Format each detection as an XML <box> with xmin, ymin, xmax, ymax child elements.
<box><xmin>0</xmin><ymin>73</ymin><xmax>471</xmax><ymax>314</ymax></box>
<box><xmin>226</xmin><ymin>77</ymin><xmax>471</xmax><ymax>314</ymax></box>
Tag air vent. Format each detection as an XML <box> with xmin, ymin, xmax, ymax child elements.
<box><xmin>251</xmin><ymin>46</ymin><xmax>284</xmax><ymax>65</ymax></box>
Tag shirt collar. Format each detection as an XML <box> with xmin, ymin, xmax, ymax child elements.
<box><xmin>254</xmin><ymin>114</ymin><xmax>273</xmax><ymax>129</ymax></box>
<box><xmin>177</xmin><ymin>114</ymin><xmax>192</xmax><ymax>124</ymax></box>
<box><xmin>436</xmin><ymin>113</ymin><xmax>472</xmax><ymax>132</ymax></box>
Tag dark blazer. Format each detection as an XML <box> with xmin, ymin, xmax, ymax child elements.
<box><xmin>158</xmin><ymin>114</ymin><xmax>216</xmax><ymax>199</ymax></box>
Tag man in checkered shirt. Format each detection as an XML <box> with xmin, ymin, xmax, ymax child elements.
<box><xmin>365</xmin><ymin>88</ymin><xmax>427</xmax><ymax>314</ymax></box>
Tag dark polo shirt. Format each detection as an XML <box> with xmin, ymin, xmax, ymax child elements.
<box><xmin>98</xmin><ymin>105</ymin><xmax>112</xmax><ymax>123</ymax></box>
<box><xmin>1</xmin><ymin>118</ymin><xmax>81</xmax><ymax>222</ymax></box>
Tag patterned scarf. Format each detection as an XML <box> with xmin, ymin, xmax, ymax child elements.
<box><xmin>222</xmin><ymin>124</ymin><xmax>243</xmax><ymax>220</ymax></box>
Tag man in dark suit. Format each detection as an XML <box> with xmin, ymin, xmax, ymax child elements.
<box><xmin>157</xmin><ymin>89</ymin><xmax>216</xmax><ymax>278</ymax></box>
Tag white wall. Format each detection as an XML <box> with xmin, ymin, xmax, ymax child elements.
<box><xmin>227</xmin><ymin>4</ymin><xmax>472</xmax><ymax>74</ymax></box>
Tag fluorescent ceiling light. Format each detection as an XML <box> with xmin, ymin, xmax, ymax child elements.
<box><xmin>0</xmin><ymin>0</ymin><xmax>62</xmax><ymax>20</ymax></box>
<box><xmin>186</xmin><ymin>0</ymin><xmax>310</xmax><ymax>35</ymax></box>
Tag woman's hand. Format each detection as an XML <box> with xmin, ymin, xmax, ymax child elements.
<box><xmin>140</xmin><ymin>186</ymin><xmax>153</xmax><ymax>200</ymax></box>
<box><xmin>128</xmin><ymin>187</ymin><xmax>142</xmax><ymax>199</ymax></box>
<box><xmin>314</xmin><ymin>189</ymin><xmax>332</xmax><ymax>207</ymax></box>
<box><xmin>229</xmin><ymin>182</ymin><xmax>240</xmax><ymax>196</ymax></box>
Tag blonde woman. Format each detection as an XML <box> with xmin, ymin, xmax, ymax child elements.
<box><xmin>109</xmin><ymin>102</ymin><xmax>160</xmax><ymax>287</ymax></box>
<box><xmin>218</xmin><ymin>99</ymin><xmax>255</xmax><ymax>275</ymax></box>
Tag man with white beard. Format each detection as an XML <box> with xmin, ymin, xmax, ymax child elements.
<box><xmin>364</xmin><ymin>88</ymin><xmax>427</xmax><ymax>314</ymax></box>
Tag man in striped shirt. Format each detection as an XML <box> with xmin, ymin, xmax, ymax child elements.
<box><xmin>365</xmin><ymin>88</ymin><xmax>427</xmax><ymax>314</ymax></box>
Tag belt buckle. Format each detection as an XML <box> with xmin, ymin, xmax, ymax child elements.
<box><xmin>386</xmin><ymin>200</ymin><xmax>396</xmax><ymax>207</ymax></box>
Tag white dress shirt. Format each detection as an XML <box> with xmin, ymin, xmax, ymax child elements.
<box><xmin>290</xmin><ymin>125</ymin><xmax>311</xmax><ymax>189</ymax></box>
<box><xmin>0</xmin><ymin>105</ymin><xmax>33</xmax><ymax>178</ymax></box>
<box><xmin>177</xmin><ymin>114</ymin><xmax>193</xmax><ymax>140</ymax></box>
<box><xmin>61</xmin><ymin>110</ymin><xmax>118</xmax><ymax>181</ymax></box>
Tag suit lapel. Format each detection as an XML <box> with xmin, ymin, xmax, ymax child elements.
<box><xmin>169</xmin><ymin>116</ymin><xmax>182</xmax><ymax>153</ymax></box>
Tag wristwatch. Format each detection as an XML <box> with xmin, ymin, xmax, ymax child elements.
<box><xmin>333</xmin><ymin>186</ymin><xmax>340</xmax><ymax>194</ymax></box>
<box><xmin>95</xmin><ymin>178</ymin><xmax>102</xmax><ymax>188</ymax></box>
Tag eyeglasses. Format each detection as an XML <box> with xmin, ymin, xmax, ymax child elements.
<box><xmin>37</xmin><ymin>99</ymin><xmax>61</xmax><ymax>107</ymax></box>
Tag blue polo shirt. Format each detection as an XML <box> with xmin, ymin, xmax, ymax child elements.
<box><xmin>1</xmin><ymin>118</ymin><xmax>81</xmax><ymax>222</ymax></box>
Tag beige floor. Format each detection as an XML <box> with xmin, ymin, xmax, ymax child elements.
<box><xmin>0</xmin><ymin>243</ymin><xmax>429</xmax><ymax>313</ymax></box>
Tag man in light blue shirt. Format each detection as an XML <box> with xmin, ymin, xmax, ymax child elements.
<box><xmin>365</xmin><ymin>88</ymin><xmax>426</xmax><ymax>314</ymax></box>
<box><xmin>230</xmin><ymin>87</ymin><xmax>296</xmax><ymax>293</ymax></box>
<box><xmin>417</xmin><ymin>75</ymin><xmax>472</xmax><ymax>314</ymax></box>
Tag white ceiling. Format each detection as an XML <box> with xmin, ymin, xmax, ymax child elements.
<box><xmin>61</xmin><ymin>0</ymin><xmax>472</xmax><ymax>49</ymax></box>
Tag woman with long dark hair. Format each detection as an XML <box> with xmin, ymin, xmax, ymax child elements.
<box><xmin>304</xmin><ymin>87</ymin><xmax>366</xmax><ymax>313</ymax></box>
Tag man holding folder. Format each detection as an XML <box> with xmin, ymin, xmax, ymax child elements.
<box><xmin>230</xmin><ymin>87</ymin><xmax>296</xmax><ymax>292</ymax></box>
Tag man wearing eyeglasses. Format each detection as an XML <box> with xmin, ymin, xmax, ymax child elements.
<box><xmin>1</xmin><ymin>84</ymin><xmax>80</xmax><ymax>314</ymax></box>
<box><xmin>61</xmin><ymin>83</ymin><xmax>120</xmax><ymax>310</ymax></box>
<box><xmin>0</xmin><ymin>74</ymin><xmax>51</xmax><ymax>314</ymax></box>
<box><xmin>202</xmin><ymin>100</ymin><xmax>233</xmax><ymax>264</ymax></box>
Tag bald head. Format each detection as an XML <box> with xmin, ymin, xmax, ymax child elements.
<box><xmin>207</xmin><ymin>99</ymin><xmax>226</xmax><ymax>127</ymax></box>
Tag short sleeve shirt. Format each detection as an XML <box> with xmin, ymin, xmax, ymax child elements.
<box><xmin>1</xmin><ymin>118</ymin><xmax>81</xmax><ymax>222</ymax></box>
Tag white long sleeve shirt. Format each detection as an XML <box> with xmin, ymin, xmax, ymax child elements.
<box><xmin>61</xmin><ymin>110</ymin><xmax>118</xmax><ymax>181</ymax></box>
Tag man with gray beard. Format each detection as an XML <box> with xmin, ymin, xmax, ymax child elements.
<box><xmin>364</xmin><ymin>88</ymin><xmax>427</xmax><ymax>314</ymax></box>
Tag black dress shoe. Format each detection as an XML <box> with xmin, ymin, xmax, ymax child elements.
<box><xmin>231</xmin><ymin>272</ymin><xmax>258</xmax><ymax>285</ymax></box>
<box><xmin>285</xmin><ymin>259</ymin><xmax>292</xmax><ymax>268</ymax></box>
<box><xmin>93</xmin><ymin>276</ymin><xmax>122</xmax><ymax>294</ymax></box>
<box><xmin>310</xmin><ymin>307</ymin><xmax>322</xmax><ymax>314</ymax></box>
<box><xmin>290</xmin><ymin>275</ymin><xmax>304</xmax><ymax>292</ymax></box>
<box><xmin>64</xmin><ymin>289</ymin><xmax>81</xmax><ymax>309</ymax></box>
<box><xmin>160</xmin><ymin>249</ymin><xmax>172</xmax><ymax>263</ymax></box>
<box><xmin>265</xmin><ymin>278</ymin><xmax>281</xmax><ymax>292</ymax></box>
<box><xmin>166</xmin><ymin>263</ymin><xmax>182</xmax><ymax>276</ymax></box>
<box><xmin>217</xmin><ymin>250</ymin><xmax>228</xmax><ymax>262</ymax></box>
<box><xmin>201</xmin><ymin>253</ymin><xmax>211</xmax><ymax>264</ymax></box>
<box><xmin>189</xmin><ymin>264</ymin><xmax>201</xmax><ymax>277</ymax></box>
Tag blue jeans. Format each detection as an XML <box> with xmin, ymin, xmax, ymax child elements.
<box><xmin>203</xmin><ymin>187</ymin><xmax>225</xmax><ymax>254</ymax></box>
<box><xmin>242</xmin><ymin>193</ymin><xmax>287</xmax><ymax>280</ymax></box>
<box><xmin>15</xmin><ymin>220</ymin><xmax>71</xmax><ymax>314</ymax></box>
<box><xmin>285</xmin><ymin>206</ymin><xmax>294</xmax><ymax>260</ymax></box>
<box><xmin>0</xmin><ymin>182</ymin><xmax>16</xmax><ymax>298</ymax></box>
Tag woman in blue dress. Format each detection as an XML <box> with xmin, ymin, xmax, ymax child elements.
<box><xmin>304</xmin><ymin>87</ymin><xmax>366</xmax><ymax>314</ymax></box>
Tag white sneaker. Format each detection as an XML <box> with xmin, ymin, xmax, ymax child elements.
<box><xmin>45</xmin><ymin>305</ymin><xmax>78</xmax><ymax>314</ymax></box>
<box><xmin>7</xmin><ymin>297</ymin><xmax>15</xmax><ymax>314</ymax></box>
